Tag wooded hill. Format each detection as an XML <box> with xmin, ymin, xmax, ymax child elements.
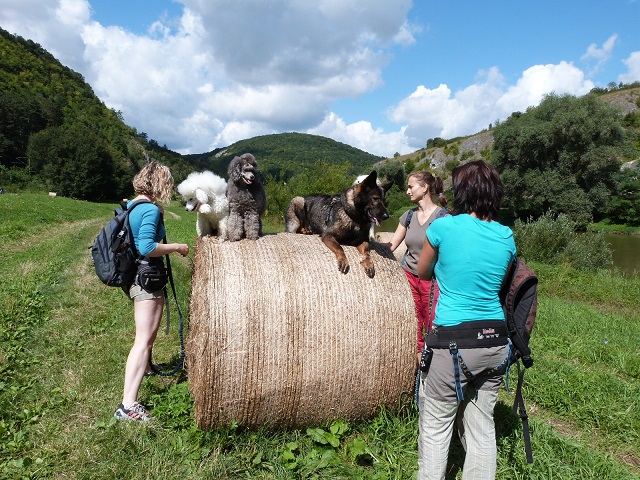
<box><xmin>379</xmin><ymin>86</ymin><xmax>640</xmax><ymax>174</ymax></box>
<box><xmin>185</xmin><ymin>132</ymin><xmax>384</xmax><ymax>179</ymax></box>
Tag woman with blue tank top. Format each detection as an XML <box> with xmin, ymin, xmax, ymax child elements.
<box><xmin>113</xmin><ymin>162</ymin><xmax>189</xmax><ymax>422</ymax></box>
<box><xmin>416</xmin><ymin>160</ymin><xmax>516</xmax><ymax>480</ymax></box>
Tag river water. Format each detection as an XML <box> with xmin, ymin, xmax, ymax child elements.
<box><xmin>606</xmin><ymin>234</ymin><xmax>640</xmax><ymax>277</ymax></box>
<box><xmin>377</xmin><ymin>218</ymin><xmax>639</xmax><ymax>278</ymax></box>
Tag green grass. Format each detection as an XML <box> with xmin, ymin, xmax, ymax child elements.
<box><xmin>1</xmin><ymin>192</ymin><xmax>639</xmax><ymax>479</ymax></box>
<box><xmin>589</xmin><ymin>221</ymin><xmax>640</xmax><ymax>235</ymax></box>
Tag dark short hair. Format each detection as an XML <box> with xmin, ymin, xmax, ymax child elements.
<box><xmin>451</xmin><ymin>160</ymin><xmax>503</xmax><ymax>220</ymax></box>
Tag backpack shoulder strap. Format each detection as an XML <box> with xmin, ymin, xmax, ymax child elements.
<box><xmin>512</xmin><ymin>366</ymin><xmax>534</xmax><ymax>464</ymax></box>
<box><xmin>124</xmin><ymin>199</ymin><xmax>151</xmax><ymax>213</ymax></box>
<box><xmin>122</xmin><ymin>200</ymin><xmax>152</xmax><ymax>258</ymax></box>
<box><xmin>404</xmin><ymin>207</ymin><xmax>418</xmax><ymax>228</ymax></box>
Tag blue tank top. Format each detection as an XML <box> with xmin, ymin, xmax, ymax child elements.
<box><xmin>426</xmin><ymin>214</ymin><xmax>516</xmax><ymax>327</ymax></box>
<box><xmin>126</xmin><ymin>200</ymin><xmax>165</xmax><ymax>257</ymax></box>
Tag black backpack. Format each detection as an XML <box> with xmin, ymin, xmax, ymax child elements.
<box><xmin>91</xmin><ymin>200</ymin><xmax>150</xmax><ymax>288</ymax></box>
<box><xmin>500</xmin><ymin>255</ymin><xmax>538</xmax><ymax>464</ymax></box>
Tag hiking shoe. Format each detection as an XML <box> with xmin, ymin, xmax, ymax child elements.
<box><xmin>114</xmin><ymin>402</ymin><xmax>153</xmax><ymax>422</ymax></box>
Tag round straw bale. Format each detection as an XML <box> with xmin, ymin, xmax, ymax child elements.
<box><xmin>187</xmin><ymin>232</ymin><xmax>415</xmax><ymax>430</ymax></box>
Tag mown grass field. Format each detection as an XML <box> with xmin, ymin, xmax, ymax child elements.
<box><xmin>1</xmin><ymin>192</ymin><xmax>639</xmax><ymax>479</ymax></box>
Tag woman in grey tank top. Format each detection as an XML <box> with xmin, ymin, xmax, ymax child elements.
<box><xmin>386</xmin><ymin>171</ymin><xmax>448</xmax><ymax>365</ymax></box>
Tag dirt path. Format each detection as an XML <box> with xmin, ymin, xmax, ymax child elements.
<box><xmin>6</xmin><ymin>218</ymin><xmax>104</xmax><ymax>256</ymax></box>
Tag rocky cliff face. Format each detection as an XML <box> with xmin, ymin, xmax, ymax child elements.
<box><xmin>603</xmin><ymin>88</ymin><xmax>640</xmax><ymax>115</ymax></box>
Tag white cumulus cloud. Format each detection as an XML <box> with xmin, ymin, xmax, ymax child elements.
<box><xmin>619</xmin><ymin>51</ymin><xmax>640</xmax><ymax>84</ymax></box>
<box><xmin>388</xmin><ymin>62</ymin><xmax>594</xmax><ymax>151</ymax></box>
<box><xmin>581</xmin><ymin>34</ymin><xmax>618</xmax><ymax>75</ymax></box>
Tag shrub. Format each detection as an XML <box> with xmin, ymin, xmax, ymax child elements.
<box><xmin>563</xmin><ymin>232</ymin><xmax>613</xmax><ymax>271</ymax></box>
<box><xmin>443</xmin><ymin>143</ymin><xmax>459</xmax><ymax>157</ymax></box>
<box><xmin>513</xmin><ymin>211</ymin><xmax>613</xmax><ymax>271</ymax></box>
<box><xmin>444</xmin><ymin>158</ymin><xmax>458</xmax><ymax>173</ymax></box>
<box><xmin>460</xmin><ymin>150</ymin><xmax>475</xmax><ymax>162</ymax></box>
<box><xmin>514</xmin><ymin>211</ymin><xmax>575</xmax><ymax>263</ymax></box>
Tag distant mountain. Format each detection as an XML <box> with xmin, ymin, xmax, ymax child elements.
<box><xmin>185</xmin><ymin>132</ymin><xmax>385</xmax><ymax>179</ymax></box>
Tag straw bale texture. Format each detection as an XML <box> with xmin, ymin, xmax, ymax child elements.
<box><xmin>188</xmin><ymin>232</ymin><xmax>415</xmax><ymax>429</ymax></box>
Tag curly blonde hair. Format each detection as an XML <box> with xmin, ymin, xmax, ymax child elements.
<box><xmin>132</xmin><ymin>161</ymin><xmax>174</xmax><ymax>203</ymax></box>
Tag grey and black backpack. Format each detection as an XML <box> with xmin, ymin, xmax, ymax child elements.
<box><xmin>500</xmin><ymin>255</ymin><xmax>538</xmax><ymax>464</ymax></box>
<box><xmin>91</xmin><ymin>200</ymin><xmax>149</xmax><ymax>288</ymax></box>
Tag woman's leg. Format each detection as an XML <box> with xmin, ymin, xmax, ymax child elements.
<box><xmin>457</xmin><ymin>346</ymin><xmax>507</xmax><ymax>480</ymax></box>
<box><xmin>418</xmin><ymin>394</ymin><xmax>458</xmax><ymax>480</ymax></box>
<box><xmin>404</xmin><ymin>270</ymin><xmax>429</xmax><ymax>352</ymax></box>
<box><xmin>122</xmin><ymin>296</ymin><xmax>164</xmax><ymax>408</ymax></box>
<box><xmin>418</xmin><ymin>348</ymin><xmax>459</xmax><ymax>480</ymax></box>
<box><xmin>458</xmin><ymin>388</ymin><xmax>499</xmax><ymax>480</ymax></box>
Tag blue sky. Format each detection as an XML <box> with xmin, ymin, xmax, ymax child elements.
<box><xmin>1</xmin><ymin>0</ymin><xmax>638</xmax><ymax>157</ymax></box>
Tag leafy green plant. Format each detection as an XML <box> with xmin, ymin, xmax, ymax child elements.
<box><xmin>459</xmin><ymin>150</ymin><xmax>475</xmax><ymax>162</ymax></box>
<box><xmin>444</xmin><ymin>158</ymin><xmax>459</xmax><ymax>173</ymax></box>
<box><xmin>443</xmin><ymin>142</ymin><xmax>459</xmax><ymax>157</ymax></box>
<box><xmin>563</xmin><ymin>231</ymin><xmax>613</xmax><ymax>271</ymax></box>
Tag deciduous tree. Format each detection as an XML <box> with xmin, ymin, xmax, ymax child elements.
<box><xmin>492</xmin><ymin>93</ymin><xmax>629</xmax><ymax>227</ymax></box>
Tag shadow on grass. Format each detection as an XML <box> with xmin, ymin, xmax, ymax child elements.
<box><xmin>148</xmin><ymin>351</ymin><xmax>189</xmax><ymax>383</ymax></box>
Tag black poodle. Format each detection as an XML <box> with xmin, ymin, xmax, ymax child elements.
<box><xmin>226</xmin><ymin>153</ymin><xmax>267</xmax><ymax>241</ymax></box>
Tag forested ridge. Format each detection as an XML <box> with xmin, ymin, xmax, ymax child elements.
<box><xmin>1</xmin><ymin>26</ymin><xmax>639</xmax><ymax>226</ymax></box>
<box><xmin>185</xmin><ymin>132</ymin><xmax>384</xmax><ymax>179</ymax></box>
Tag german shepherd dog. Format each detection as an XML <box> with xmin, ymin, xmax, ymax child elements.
<box><xmin>285</xmin><ymin>171</ymin><xmax>393</xmax><ymax>278</ymax></box>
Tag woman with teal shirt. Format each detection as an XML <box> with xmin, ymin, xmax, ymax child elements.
<box><xmin>416</xmin><ymin>160</ymin><xmax>516</xmax><ymax>480</ymax></box>
<box><xmin>113</xmin><ymin>162</ymin><xmax>189</xmax><ymax>422</ymax></box>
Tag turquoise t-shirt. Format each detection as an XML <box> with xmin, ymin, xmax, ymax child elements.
<box><xmin>426</xmin><ymin>214</ymin><xmax>516</xmax><ymax>327</ymax></box>
<box><xmin>127</xmin><ymin>201</ymin><xmax>166</xmax><ymax>257</ymax></box>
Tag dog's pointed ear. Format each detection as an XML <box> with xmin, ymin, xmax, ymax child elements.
<box><xmin>195</xmin><ymin>188</ymin><xmax>208</xmax><ymax>203</ymax></box>
<box><xmin>361</xmin><ymin>171</ymin><xmax>378</xmax><ymax>190</ymax></box>
<box><xmin>382</xmin><ymin>180</ymin><xmax>394</xmax><ymax>193</ymax></box>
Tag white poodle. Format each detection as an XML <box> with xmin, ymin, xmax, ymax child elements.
<box><xmin>177</xmin><ymin>170</ymin><xmax>229</xmax><ymax>239</ymax></box>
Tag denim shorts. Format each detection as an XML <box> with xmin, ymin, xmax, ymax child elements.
<box><xmin>128</xmin><ymin>283</ymin><xmax>164</xmax><ymax>302</ymax></box>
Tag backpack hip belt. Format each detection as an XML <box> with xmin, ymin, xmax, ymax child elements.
<box><xmin>426</xmin><ymin>320</ymin><xmax>508</xmax><ymax>349</ymax></box>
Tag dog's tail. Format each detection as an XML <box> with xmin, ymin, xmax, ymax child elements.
<box><xmin>285</xmin><ymin>196</ymin><xmax>305</xmax><ymax>233</ymax></box>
